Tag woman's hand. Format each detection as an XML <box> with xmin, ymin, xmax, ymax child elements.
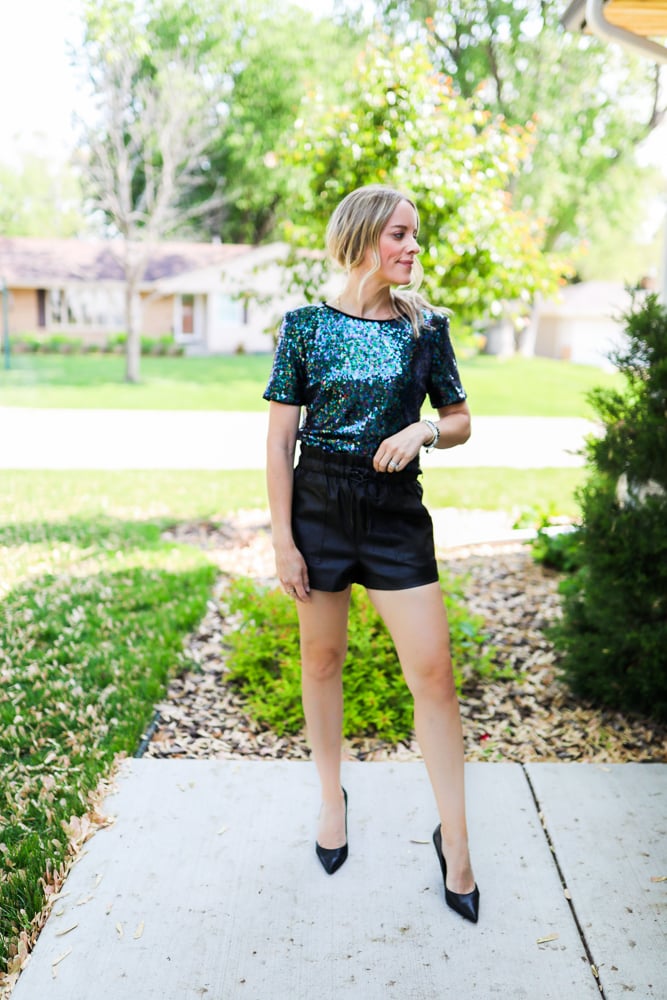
<box><xmin>275</xmin><ymin>542</ymin><xmax>311</xmax><ymax>602</ymax></box>
<box><xmin>372</xmin><ymin>422</ymin><xmax>431</xmax><ymax>473</ymax></box>
<box><xmin>373</xmin><ymin>402</ymin><xmax>471</xmax><ymax>473</ymax></box>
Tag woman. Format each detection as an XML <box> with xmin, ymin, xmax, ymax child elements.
<box><xmin>263</xmin><ymin>184</ymin><xmax>479</xmax><ymax>923</ymax></box>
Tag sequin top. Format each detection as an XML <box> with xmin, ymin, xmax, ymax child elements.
<box><xmin>263</xmin><ymin>302</ymin><xmax>466</xmax><ymax>458</ymax></box>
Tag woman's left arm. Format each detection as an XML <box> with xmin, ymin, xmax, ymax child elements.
<box><xmin>431</xmin><ymin>400</ymin><xmax>472</xmax><ymax>449</ymax></box>
<box><xmin>372</xmin><ymin>401</ymin><xmax>471</xmax><ymax>472</ymax></box>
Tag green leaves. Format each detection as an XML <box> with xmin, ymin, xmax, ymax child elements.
<box><xmin>222</xmin><ymin>572</ymin><xmax>496</xmax><ymax>743</ymax></box>
<box><xmin>280</xmin><ymin>35</ymin><xmax>567</xmax><ymax>330</ymax></box>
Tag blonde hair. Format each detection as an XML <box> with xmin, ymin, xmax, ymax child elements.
<box><xmin>325</xmin><ymin>184</ymin><xmax>441</xmax><ymax>336</ymax></box>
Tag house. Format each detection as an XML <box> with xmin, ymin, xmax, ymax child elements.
<box><xmin>526</xmin><ymin>281</ymin><xmax>636</xmax><ymax>368</ymax></box>
<box><xmin>0</xmin><ymin>236</ymin><xmax>303</xmax><ymax>353</ymax></box>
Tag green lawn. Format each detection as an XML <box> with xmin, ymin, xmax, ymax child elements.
<box><xmin>0</xmin><ymin>466</ymin><xmax>584</xmax><ymax>525</ymax></box>
<box><xmin>0</xmin><ymin>352</ymin><xmax>620</xmax><ymax>417</ymax></box>
<box><xmin>0</xmin><ymin>490</ymin><xmax>217</xmax><ymax>973</ymax></box>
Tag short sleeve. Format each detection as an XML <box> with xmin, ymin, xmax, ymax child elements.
<box><xmin>425</xmin><ymin>314</ymin><xmax>467</xmax><ymax>409</ymax></box>
<box><xmin>263</xmin><ymin>311</ymin><xmax>307</xmax><ymax>405</ymax></box>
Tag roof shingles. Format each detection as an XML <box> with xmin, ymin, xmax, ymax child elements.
<box><xmin>0</xmin><ymin>237</ymin><xmax>250</xmax><ymax>287</ymax></box>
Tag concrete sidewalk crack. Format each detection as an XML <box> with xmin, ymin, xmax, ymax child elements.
<box><xmin>521</xmin><ymin>764</ymin><xmax>606</xmax><ymax>999</ymax></box>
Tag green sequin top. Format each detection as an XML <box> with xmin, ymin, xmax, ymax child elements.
<box><xmin>263</xmin><ymin>302</ymin><xmax>466</xmax><ymax>458</ymax></box>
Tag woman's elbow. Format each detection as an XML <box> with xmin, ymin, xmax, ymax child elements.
<box><xmin>458</xmin><ymin>417</ymin><xmax>472</xmax><ymax>445</ymax></box>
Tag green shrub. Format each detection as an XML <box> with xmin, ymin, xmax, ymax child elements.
<box><xmin>43</xmin><ymin>334</ymin><xmax>84</xmax><ymax>353</ymax></box>
<box><xmin>531</xmin><ymin>526</ymin><xmax>583</xmax><ymax>574</ymax></box>
<box><xmin>223</xmin><ymin>573</ymin><xmax>496</xmax><ymax>744</ymax></box>
<box><xmin>552</xmin><ymin>294</ymin><xmax>667</xmax><ymax>719</ymax></box>
<box><xmin>12</xmin><ymin>334</ymin><xmax>42</xmax><ymax>353</ymax></box>
<box><xmin>105</xmin><ymin>332</ymin><xmax>127</xmax><ymax>352</ymax></box>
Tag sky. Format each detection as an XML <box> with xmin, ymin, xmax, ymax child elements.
<box><xmin>0</xmin><ymin>0</ymin><xmax>338</xmax><ymax>167</ymax></box>
<box><xmin>0</xmin><ymin>0</ymin><xmax>86</xmax><ymax>166</ymax></box>
<box><xmin>1</xmin><ymin>0</ymin><xmax>665</xmax><ymax>174</ymax></box>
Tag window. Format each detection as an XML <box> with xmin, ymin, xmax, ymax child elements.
<box><xmin>47</xmin><ymin>286</ymin><xmax>125</xmax><ymax>329</ymax></box>
<box><xmin>217</xmin><ymin>294</ymin><xmax>245</xmax><ymax>325</ymax></box>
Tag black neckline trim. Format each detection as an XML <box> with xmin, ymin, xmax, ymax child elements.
<box><xmin>321</xmin><ymin>301</ymin><xmax>401</xmax><ymax>323</ymax></box>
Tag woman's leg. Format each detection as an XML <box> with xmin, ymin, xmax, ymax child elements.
<box><xmin>297</xmin><ymin>587</ymin><xmax>351</xmax><ymax>849</ymax></box>
<box><xmin>367</xmin><ymin>582</ymin><xmax>475</xmax><ymax>894</ymax></box>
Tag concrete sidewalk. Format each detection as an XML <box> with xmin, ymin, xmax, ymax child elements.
<box><xmin>0</xmin><ymin>408</ymin><xmax>593</xmax><ymax>469</ymax></box>
<box><xmin>10</xmin><ymin>760</ymin><xmax>666</xmax><ymax>1000</ymax></box>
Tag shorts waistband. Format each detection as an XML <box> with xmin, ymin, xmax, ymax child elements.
<box><xmin>297</xmin><ymin>444</ymin><xmax>419</xmax><ymax>480</ymax></box>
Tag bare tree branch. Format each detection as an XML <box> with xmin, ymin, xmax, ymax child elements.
<box><xmin>77</xmin><ymin>41</ymin><xmax>224</xmax><ymax>381</ymax></box>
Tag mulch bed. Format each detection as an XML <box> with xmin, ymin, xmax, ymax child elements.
<box><xmin>146</xmin><ymin>511</ymin><xmax>667</xmax><ymax>764</ymax></box>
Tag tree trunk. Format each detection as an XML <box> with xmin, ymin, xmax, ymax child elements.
<box><xmin>125</xmin><ymin>280</ymin><xmax>141</xmax><ymax>383</ymax></box>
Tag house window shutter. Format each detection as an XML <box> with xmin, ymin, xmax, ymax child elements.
<box><xmin>37</xmin><ymin>289</ymin><xmax>46</xmax><ymax>328</ymax></box>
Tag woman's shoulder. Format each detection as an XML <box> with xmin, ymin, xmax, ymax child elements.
<box><xmin>420</xmin><ymin>308</ymin><xmax>451</xmax><ymax>336</ymax></box>
<box><xmin>281</xmin><ymin>302</ymin><xmax>326</xmax><ymax>330</ymax></box>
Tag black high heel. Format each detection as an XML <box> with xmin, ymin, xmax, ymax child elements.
<box><xmin>316</xmin><ymin>788</ymin><xmax>348</xmax><ymax>875</ymax></box>
<box><xmin>432</xmin><ymin>825</ymin><xmax>480</xmax><ymax>923</ymax></box>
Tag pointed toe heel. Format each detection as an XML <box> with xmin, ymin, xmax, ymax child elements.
<box><xmin>433</xmin><ymin>825</ymin><xmax>480</xmax><ymax>924</ymax></box>
<box><xmin>316</xmin><ymin>788</ymin><xmax>348</xmax><ymax>875</ymax></box>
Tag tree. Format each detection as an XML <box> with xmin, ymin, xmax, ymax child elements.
<box><xmin>553</xmin><ymin>295</ymin><xmax>667</xmax><ymax>720</ymax></box>
<box><xmin>0</xmin><ymin>155</ymin><xmax>86</xmax><ymax>238</ymax></box>
<box><xmin>365</xmin><ymin>1</ymin><xmax>666</xmax><ymax>262</ymax></box>
<box><xmin>158</xmin><ymin>2</ymin><xmax>364</xmax><ymax>245</ymax></box>
<box><xmin>76</xmin><ymin>0</ymin><xmax>226</xmax><ymax>382</ymax></box>
<box><xmin>279</xmin><ymin>37</ymin><xmax>567</xmax><ymax>334</ymax></box>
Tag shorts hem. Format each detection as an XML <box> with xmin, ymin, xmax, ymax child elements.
<box><xmin>307</xmin><ymin>571</ymin><xmax>439</xmax><ymax>593</ymax></box>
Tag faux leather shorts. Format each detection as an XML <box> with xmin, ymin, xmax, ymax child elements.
<box><xmin>292</xmin><ymin>445</ymin><xmax>439</xmax><ymax>592</ymax></box>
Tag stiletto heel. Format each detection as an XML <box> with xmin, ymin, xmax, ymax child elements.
<box><xmin>316</xmin><ymin>788</ymin><xmax>348</xmax><ymax>875</ymax></box>
<box><xmin>432</xmin><ymin>825</ymin><xmax>479</xmax><ymax>923</ymax></box>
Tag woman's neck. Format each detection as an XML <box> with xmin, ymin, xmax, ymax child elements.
<box><xmin>333</xmin><ymin>275</ymin><xmax>395</xmax><ymax>320</ymax></box>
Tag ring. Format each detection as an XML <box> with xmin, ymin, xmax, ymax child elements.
<box><xmin>389</xmin><ymin>460</ymin><xmax>398</xmax><ymax>470</ymax></box>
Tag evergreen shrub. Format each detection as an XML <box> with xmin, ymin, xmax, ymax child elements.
<box><xmin>223</xmin><ymin>573</ymin><xmax>496</xmax><ymax>744</ymax></box>
<box><xmin>552</xmin><ymin>294</ymin><xmax>667</xmax><ymax>719</ymax></box>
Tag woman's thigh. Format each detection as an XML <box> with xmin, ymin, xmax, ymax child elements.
<box><xmin>367</xmin><ymin>582</ymin><xmax>455</xmax><ymax>696</ymax></box>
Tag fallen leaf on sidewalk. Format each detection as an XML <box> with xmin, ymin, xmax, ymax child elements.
<box><xmin>650</xmin><ymin>875</ymin><xmax>666</xmax><ymax>882</ymax></box>
<box><xmin>133</xmin><ymin>921</ymin><xmax>145</xmax><ymax>940</ymax></box>
<box><xmin>536</xmin><ymin>933</ymin><xmax>559</xmax><ymax>945</ymax></box>
<box><xmin>116</xmin><ymin>923</ymin><xmax>124</xmax><ymax>938</ymax></box>
<box><xmin>55</xmin><ymin>923</ymin><xmax>78</xmax><ymax>938</ymax></box>
<box><xmin>409</xmin><ymin>839</ymin><xmax>430</xmax><ymax>845</ymax></box>
<box><xmin>51</xmin><ymin>947</ymin><xmax>73</xmax><ymax>978</ymax></box>
<box><xmin>217</xmin><ymin>825</ymin><xmax>229</xmax><ymax>835</ymax></box>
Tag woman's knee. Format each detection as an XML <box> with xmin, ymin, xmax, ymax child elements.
<box><xmin>301</xmin><ymin>641</ymin><xmax>347</xmax><ymax>682</ymax></box>
<box><xmin>404</xmin><ymin>655</ymin><xmax>457</xmax><ymax>702</ymax></box>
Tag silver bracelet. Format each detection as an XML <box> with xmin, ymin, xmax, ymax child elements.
<box><xmin>422</xmin><ymin>418</ymin><xmax>440</xmax><ymax>452</ymax></box>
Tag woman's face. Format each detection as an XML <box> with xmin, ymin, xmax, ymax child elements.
<box><xmin>369</xmin><ymin>199</ymin><xmax>420</xmax><ymax>286</ymax></box>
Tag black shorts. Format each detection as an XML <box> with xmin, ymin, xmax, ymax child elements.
<box><xmin>292</xmin><ymin>445</ymin><xmax>439</xmax><ymax>593</ymax></box>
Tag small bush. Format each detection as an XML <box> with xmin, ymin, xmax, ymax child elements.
<box><xmin>531</xmin><ymin>526</ymin><xmax>583</xmax><ymax>574</ymax></box>
<box><xmin>12</xmin><ymin>335</ymin><xmax>42</xmax><ymax>353</ymax></box>
<box><xmin>105</xmin><ymin>332</ymin><xmax>127</xmax><ymax>353</ymax></box>
<box><xmin>223</xmin><ymin>573</ymin><xmax>496</xmax><ymax>744</ymax></box>
<box><xmin>552</xmin><ymin>294</ymin><xmax>667</xmax><ymax>720</ymax></box>
<box><xmin>43</xmin><ymin>334</ymin><xmax>84</xmax><ymax>354</ymax></box>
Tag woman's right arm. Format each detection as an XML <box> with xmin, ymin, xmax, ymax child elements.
<box><xmin>266</xmin><ymin>401</ymin><xmax>311</xmax><ymax>601</ymax></box>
